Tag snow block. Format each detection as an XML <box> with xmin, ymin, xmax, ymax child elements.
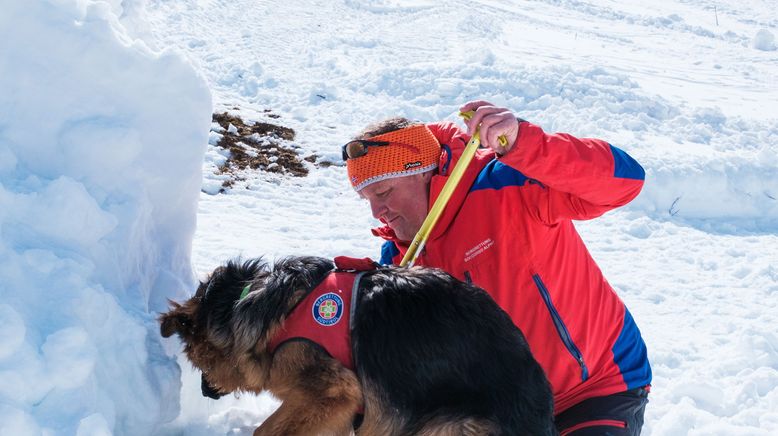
<box><xmin>0</xmin><ymin>0</ymin><xmax>212</xmax><ymax>434</ymax></box>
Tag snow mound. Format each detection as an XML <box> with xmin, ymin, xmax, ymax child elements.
<box><xmin>0</xmin><ymin>0</ymin><xmax>211</xmax><ymax>434</ymax></box>
<box><xmin>752</xmin><ymin>29</ymin><xmax>777</xmax><ymax>51</ymax></box>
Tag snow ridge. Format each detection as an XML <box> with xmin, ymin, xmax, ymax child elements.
<box><xmin>0</xmin><ymin>1</ymin><xmax>211</xmax><ymax>434</ymax></box>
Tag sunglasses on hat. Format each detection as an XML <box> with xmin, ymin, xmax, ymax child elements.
<box><xmin>341</xmin><ymin>139</ymin><xmax>421</xmax><ymax>161</ymax></box>
<box><xmin>341</xmin><ymin>139</ymin><xmax>390</xmax><ymax>161</ymax></box>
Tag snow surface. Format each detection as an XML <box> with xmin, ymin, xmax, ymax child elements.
<box><xmin>1</xmin><ymin>0</ymin><xmax>777</xmax><ymax>434</ymax></box>
<box><xmin>0</xmin><ymin>0</ymin><xmax>211</xmax><ymax>434</ymax></box>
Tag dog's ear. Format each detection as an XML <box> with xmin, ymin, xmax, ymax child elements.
<box><xmin>197</xmin><ymin>258</ymin><xmax>271</xmax><ymax>351</ymax></box>
<box><xmin>159</xmin><ymin>302</ymin><xmax>193</xmax><ymax>338</ymax></box>
<box><xmin>231</xmin><ymin>291</ymin><xmax>271</xmax><ymax>354</ymax></box>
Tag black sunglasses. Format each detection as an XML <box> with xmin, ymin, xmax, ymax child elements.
<box><xmin>341</xmin><ymin>139</ymin><xmax>391</xmax><ymax>161</ymax></box>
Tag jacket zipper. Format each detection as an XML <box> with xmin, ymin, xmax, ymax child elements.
<box><xmin>532</xmin><ymin>274</ymin><xmax>589</xmax><ymax>381</ymax></box>
<box><xmin>463</xmin><ymin>271</ymin><xmax>473</xmax><ymax>284</ymax></box>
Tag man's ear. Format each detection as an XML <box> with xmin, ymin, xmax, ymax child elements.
<box><xmin>159</xmin><ymin>303</ymin><xmax>191</xmax><ymax>338</ymax></box>
<box><xmin>419</xmin><ymin>170</ymin><xmax>434</xmax><ymax>184</ymax></box>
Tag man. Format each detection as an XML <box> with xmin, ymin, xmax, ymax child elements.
<box><xmin>342</xmin><ymin>100</ymin><xmax>652</xmax><ymax>435</ymax></box>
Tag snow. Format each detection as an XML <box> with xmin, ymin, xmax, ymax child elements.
<box><xmin>753</xmin><ymin>29</ymin><xmax>777</xmax><ymax>51</ymax></box>
<box><xmin>0</xmin><ymin>0</ymin><xmax>211</xmax><ymax>434</ymax></box>
<box><xmin>1</xmin><ymin>0</ymin><xmax>777</xmax><ymax>434</ymax></box>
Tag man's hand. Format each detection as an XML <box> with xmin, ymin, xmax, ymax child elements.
<box><xmin>459</xmin><ymin>100</ymin><xmax>521</xmax><ymax>155</ymax></box>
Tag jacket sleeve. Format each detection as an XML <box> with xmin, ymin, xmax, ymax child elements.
<box><xmin>500</xmin><ymin>122</ymin><xmax>645</xmax><ymax>224</ymax></box>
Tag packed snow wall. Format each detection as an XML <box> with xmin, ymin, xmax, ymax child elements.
<box><xmin>0</xmin><ymin>0</ymin><xmax>211</xmax><ymax>434</ymax></box>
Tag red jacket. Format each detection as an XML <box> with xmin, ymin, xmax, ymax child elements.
<box><xmin>375</xmin><ymin>121</ymin><xmax>651</xmax><ymax>414</ymax></box>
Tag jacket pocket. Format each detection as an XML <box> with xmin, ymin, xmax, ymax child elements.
<box><xmin>560</xmin><ymin>419</ymin><xmax>626</xmax><ymax>436</ymax></box>
<box><xmin>532</xmin><ymin>274</ymin><xmax>589</xmax><ymax>382</ymax></box>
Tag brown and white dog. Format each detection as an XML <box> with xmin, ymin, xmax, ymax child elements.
<box><xmin>159</xmin><ymin>256</ymin><xmax>556</xmax><ymax>435</ymax></box>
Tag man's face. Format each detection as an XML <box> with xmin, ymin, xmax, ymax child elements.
<box><xmin>360</xmin><ymin>173</ymin><xmax>431</xmax><ymax>243</ymax></box>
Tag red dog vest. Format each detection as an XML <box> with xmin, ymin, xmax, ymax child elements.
<box><xmin>267</xmin><ymin>257</ymin><xmax>375</xmax><ymax>369</ymax></box>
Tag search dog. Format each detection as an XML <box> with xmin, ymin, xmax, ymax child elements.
<box><xmin>159</xmin><ymin>256</ymin><xmax>555</xmax><ymax>435</ymax></box>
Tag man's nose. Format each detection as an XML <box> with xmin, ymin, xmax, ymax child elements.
<box><xmin>369</xmin><ymin>200</ymin><xmax>387</xmax><ymax>220</ymax></box>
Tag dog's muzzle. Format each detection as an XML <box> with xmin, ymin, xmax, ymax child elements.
<box><xmin>201</xmin><ymin>374</ymin><xmax>224</xmax><ymax>399</ymax></box>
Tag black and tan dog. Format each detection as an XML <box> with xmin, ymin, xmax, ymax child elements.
<box><xmin>160</xmin><ymin>256</ymin><xmax>555</xmax><ymax>435</ymax></box>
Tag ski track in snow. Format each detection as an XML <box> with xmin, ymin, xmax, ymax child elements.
<box><xmin>139</xmin><ymin>0</ymin><xmax>778</xmax><ymax>434</ymax></box>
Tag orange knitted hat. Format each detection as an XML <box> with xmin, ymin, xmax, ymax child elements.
<box><xmin>346</xmin><ymin>124</ymin><xmax>440</xmax><ymax>191</ymax></box>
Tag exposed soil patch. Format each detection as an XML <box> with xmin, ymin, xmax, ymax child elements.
<box><xmin>211</xmin><ymin>112</ymin><xmax>309</xmax><ymax>190</ymax></box>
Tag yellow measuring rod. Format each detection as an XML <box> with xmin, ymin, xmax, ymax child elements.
<box><xmin>400</xmin><ymin>111</ymin><xmax>506</xmax><ymax>267</ymax></box>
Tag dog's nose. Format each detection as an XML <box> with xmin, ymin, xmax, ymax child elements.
<box><xmin>201</xmin><ymin>374</ymin><xmax>224</xmax><ymax>399</ymax></box>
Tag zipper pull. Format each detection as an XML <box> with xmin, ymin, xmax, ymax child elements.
<box><xmin>578</xmin><ymin>357</ymin><xmax>590</xmax><ymax>381</ymax></box>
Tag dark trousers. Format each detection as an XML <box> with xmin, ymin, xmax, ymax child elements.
<box><xmin>555</xmin><ymin>387</ymin><xmax>649</xmax><ymax>435</ymax></box>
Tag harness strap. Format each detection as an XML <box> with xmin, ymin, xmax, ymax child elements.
<box><xmin>349</xmin><ymin>271</ymin><xmax>367</xmax><ymax>363</ymax></box>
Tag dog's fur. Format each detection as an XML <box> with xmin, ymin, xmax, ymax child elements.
<box><xmin>160</xmin><ymin>256</ymin><xmax>556</xmax><ymax>435</ymax></box>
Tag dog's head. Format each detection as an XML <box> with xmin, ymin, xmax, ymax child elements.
<box><xmin>159</xmin><ymin>256</ymin><xmax>336</xmax><ymax>398</ymax></box>
<box><xmin>159</xmin><ymin>258</ymin><xmax>274</xmax><ymax>397</ymax></box>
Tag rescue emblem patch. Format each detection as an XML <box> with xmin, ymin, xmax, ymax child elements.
<box><xmin>312</xmin><ymin>292</ymin><xmax>344</xmax><ymax>326</ymax></box>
